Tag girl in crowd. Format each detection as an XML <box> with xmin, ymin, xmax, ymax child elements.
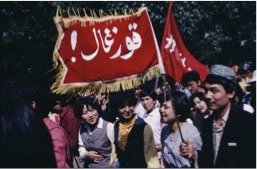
<box><xmin>190</xmin><ymin>92</ymin><xmax>212</xmax><ymax>133</ymax></box>
<box><xmin>110</xmin><ymin>91</ymin><xmax>160</xmax><ymax>168</ymax></box>
<box><xmin>159</xmin><ymin>90</ymin><xmax>202</xmax><ymax>168</ymax></box>
<box><xmin>74</xmin><ymin>95</ymin><xmax>114</xmax><ymax>168</ymax></box>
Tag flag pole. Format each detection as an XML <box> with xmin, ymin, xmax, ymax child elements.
<box><xmin>145</xmin><ymin>8</ymin><xmax>165</xmax><ymax>74</ymax></box>
<box><xmin>161</xmin><ymin>1</ymin><xmax>185</xmax><ymax>143</ymax></box>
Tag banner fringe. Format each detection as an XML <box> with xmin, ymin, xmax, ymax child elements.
<box><xmin>77</xmin><ymin>8</ymin><xmax>81</xmax><ymax>18</ymax></box>
<box><xmin>51</xmin><ymin>65</ymin><xmax>160</xmax><ymax>95</ymax></box>
<box><xmin>56</xmin><ymin>6</ymin><xmax>62</xmax><ymax>17</ymax></box>
<box><xmin>67</xmin><ymin>8</ymin><xmax>70</xmax><ymax>17</ymax></box>
<box><xmin>72</xmin><ymin>7</ymin><xmax>77</xmax><ymax>17</ymax></box>
<box><xmin>54</xmin><ymin>7</ymin><xmax>146</xmax><ymax>28</ymax></box>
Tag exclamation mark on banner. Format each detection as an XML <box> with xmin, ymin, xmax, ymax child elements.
<box><xmin>71</xmin><ymin>30</ymin><xmax>77</xmax><ymax>63</ymax></box>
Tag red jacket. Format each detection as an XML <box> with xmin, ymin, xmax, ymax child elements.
<box><xmin>44</xmin><ymin>118</ymin><xmax>72</xmax><ymax>168</ymax></box>
<box><xmin>59</xmin><ymin>105</ymin><xmax>81</xmax><ymax>151</ymax></box>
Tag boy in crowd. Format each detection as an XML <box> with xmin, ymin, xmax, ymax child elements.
<box><xmin>199</xmin><ymin>64</ymin><xmax>255</xmax><ymax>167</ymax></box>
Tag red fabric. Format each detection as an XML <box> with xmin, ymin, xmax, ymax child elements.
<box><xmin>43</xmin><ymin>118</ymin><xmax>72</xmax><ymax>168</ymax></box>
<box><xmin>160</xmin><ymin>2</ymin><xmax>209</xmax><ymax>83</ymax></box>
<box><xmin>59</xmin><ymin>105</ymin><xmax>81</xmax><ymax>150</ymax></box>
<box><xmin>58</xmin><ymin>9</ymin><xmax>159</xmax><ymax>84</ymax></box>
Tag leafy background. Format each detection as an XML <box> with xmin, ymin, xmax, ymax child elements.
<box><xmin>0</xmin><ymin>1</ymin><xmax>255</xmax><ymax>93</ymax></box>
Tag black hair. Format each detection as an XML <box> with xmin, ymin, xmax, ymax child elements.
<box><xmin>158</xmin><ymin>90</ymin><xmax>190</xmax><ymax>122</ymax></box>
<box><xmin>51</xmin><ymin>94</ymin><xmax>70</xmax><ymax>106</ymax></box>
<box><xmin>73</xmin><ymin>95</ymin><xmax>101</xmax><ymax>120</ymax></box>
<box><xmin>0</xmin><ymin>86</ymin><xmax>56</xmax><ymax>167</ymax></box>
<box><xmin>189</xmin><ymin>92</ymin><xmax>210</xmax><ymax>108</ymax></box>
<box><xmin>239</xmin><ymin>61</ymin><xmax>255</xmax><ymax>75</ymax></box>
<box><xmin>182</xmin><ymin>71</ymin><xmax>201</xmax><ymax>86</ymax></box>
<box><xmin>205</xmin><ymin>74</ymin><xmax>237</xmax><ymax>94</ymax></box>
<box><xmin>110</xmin><ymin>90</ymin><xmax>137</xmax><ymax>111</ymax></box>
<box><xmin>139</xmin><ymin>79</ymin><xmax>158</xmax><ymax>100</ymax></box>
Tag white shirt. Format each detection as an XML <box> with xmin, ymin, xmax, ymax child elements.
<box><xmin>138</xmin><ymin>106</ymin><xmax>163</xmax><ymax>145</ymax></box>
<box><xmin>78</xmin><ymin>118</ymin><xmax>114</xmax><ymax>157</ymax></box>
<box><xmin>134</xmin><ymin>101</ymin><xmax>146</xmax><ymax>115</ymax></box>
<box><xmin>48</xmin><ymin>112</ymin><xmax>60</xmax><ymax>124</ymax></box>
<box><xmin>162</xmin><ymin>122</ymin><xmax>202</xmax><ymax>167</ymax></box>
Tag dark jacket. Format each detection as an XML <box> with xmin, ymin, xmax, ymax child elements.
<box><xmin>114</xmin><ymin>118</ymin><xmax>147</xmax><ymax>168</ymax></box>
<box><xmin>199</xmin><ymin>105</ymin><xmax>256</xmax><ymax>168</ymax></box>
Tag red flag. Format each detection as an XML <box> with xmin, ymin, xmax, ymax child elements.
<box><xmin>52</xmin><ymin>7</ymin><xmax>163</xmax><ymax>94</ymax></box>
<box><xmin>161</xmin><ymin>2</ymin><xmax>208</xmax><ymax>83</ymax></box>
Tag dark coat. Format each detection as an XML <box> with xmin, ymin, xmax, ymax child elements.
<box><xmin>114</xmin><ymin>118</ymin><xmax>147</xmax><ymax>168</ymax></box>
<box><xmin>199</xmin><ymin>105</ymin><xmax>256</xmax><ymax>168</ymax></box>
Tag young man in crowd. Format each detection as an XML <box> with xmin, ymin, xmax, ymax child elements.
<box><xmin>199</xmin><ymin>64</ymin><xmax>256</xmax><ymax>167</ymax></box>
<box><xmin>138</xmin><ymin>81</ymin><xmax>164</xmax><ymax>158</ymax></box>
<box><xmin>182</xmin><ymin>70</ymin><xmax>205</xmax><ymax>95</ymax></box>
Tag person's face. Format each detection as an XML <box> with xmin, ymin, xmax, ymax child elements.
<box><xmin>155</xmin><ymin>88</ymin><xmax>162</xmax><ymax>95</ymax></box>
<box><xmin>159</xmin><ymin>100</ymin><xmax>176</xmax><ymax>124</ymax></box>
<box><xmin>193</xmin><ymin>97</ymin><xmax>208</xmax><ymax>113</ymax></box>
<box><xmin>118</xmin><ymin>104</ymin><xmax>135</xmax><ymax>120</ymax></box>
<box><xmin>186</xmin><ymin>81</ymin><xmax>200</xmax><ymax>94</ymax></box>
<box><xmin>82</xmin><ymin>105</ymin><xmax>99</xmax><ymax>125</ymax></box>
<box><xmin>96</xmin><ymin>94</ymin><xmax>105</xmax><ymax>103</ymax></box>
<box><xmin>31</xmin><ymin>101</ymin><xmax>37</xmax><ymax>110</ymax></box>
<box><xmin>246</xmin><ymin>71</ymin><xmax>254</xmax><ymax>79</ymax></box>
<box><xmin>162</xmin><ymin>85</ymin><xmax>171</xmax><ymax>93</ymax></box>
<box><xmin>52</xmin><ymin>101</ymin><xmax>64</xmax><ymax>114</ymax></box>
<box><xmin>140</xmin><ymin>96</ymin><xmax>156</xmax><ymax>112</ymax></box>
<box><xmin>204</xmin><ymin>83</ymin><xmax>235</xmax><ymax>111</ymax></box>
<box><xmin>135</xmin><ymin>89</ymin><xmax>142</xmax><ymax>99</ymax></box>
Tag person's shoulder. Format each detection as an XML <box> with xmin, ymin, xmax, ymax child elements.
<box><xmin>183</xmin><ymin>122</ymin><xmax>199</xmax><ymax>133</ymax></box>
<box><xmin>163</xmin><ymin>124</ymin><xmax>169</xmax><ymax>130</ymax></box>
<box><xmin>60</xmin><ymin>105</ymin><xmax>75</xmax><ymax>115</ymax></box>
<box><xmin>183</xmin><ymin>121</ymin><xmax>195</xmax><ymax>128</ymax></box>
<box><xmin>45</xmin><ymin>120</ymin><xmax>67</xmax><ymax>138</ymax></box>
<box><xmin>104</xmin><ymin>118</ymin><xmax>114</xmax><ymax>128</ymax></box>
<box><xmin>161</xmin><ymin>125</ymin><xmax>170</xmax><ymax>134</ymax></box>
<box><xmin>152</xmin><ymin>107</ymin><xmax>161</xmax><ymax>116</ymax></box>
<box><xmin>232</xmin><ymin>105</ymin><xmax>255</xmax><ymax>120</ymax></box>
<box><xmin>135</xmin><ymin>116</ymin><xmax>147</xmax><ymax>125</ymax></box>
<box><xmin>230</xmin><ymin>105</ymin><xmax>255</xmax><ymax>129</ymax></box>
<box><xmin>44</xmin><ymin>117</ymin><xmax>58</xmax><ymax>129</ymax></box>
<box><xmin>160</xmin><ymin>125</ymin><xmax>170</xmax><ymax>141</ymax></box>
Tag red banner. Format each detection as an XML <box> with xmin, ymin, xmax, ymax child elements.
<box><xmin>52</xmin><ymin>7</ymin><xmax>163</xmax><ymax>94</ymax></box>
<box><xmin>161</xmin><ymin>2</ymin><xmax>208</xmax><ymax>83</ymax></box>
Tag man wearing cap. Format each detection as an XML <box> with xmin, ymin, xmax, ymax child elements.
<box><xmin>199</xmin><ymin>64</ymin><xmax>256</xmax><ymax>167</ymax></box>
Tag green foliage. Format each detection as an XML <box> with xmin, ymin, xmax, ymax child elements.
<box><xmin>0</xmin><ymin>1</ymin><xmax>255</xmax><ymax>88</ymax></box>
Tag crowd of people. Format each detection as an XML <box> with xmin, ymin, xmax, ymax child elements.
<box><xmin>0</xmin><ymin>62</ymin><xmax>256</xmax><ymax>168</ymax></box>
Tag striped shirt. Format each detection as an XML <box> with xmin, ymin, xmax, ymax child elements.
<box><xmin>212</xmin><ymin>107</ymin><xmax>230</xmax><ymax>165</ymax></box>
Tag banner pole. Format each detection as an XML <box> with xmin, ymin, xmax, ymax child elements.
<box><xmin>145</xmin><ymin>8</ymin><xmax>166</xmax><ymax>74</ymax></box>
